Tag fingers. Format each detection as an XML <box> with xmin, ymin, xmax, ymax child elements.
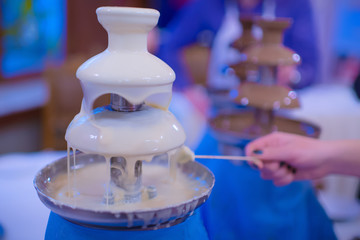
<box><xmin>245</xmin><ymin>132</ymin><xmax>319</xmax><ymax>186</ymax></box>
<box><xmin>261</xmin><ymin>161</ymin><xmax>281</xmax><ymax>174</ymax></box>
<box><xmin>245</xmin><ymin>133</ymin><xmax>278</xmax><ymax>156</ymax></box>
<box><xmin>246</xmin><ymin>145</ymin><xmax>295</xmax><ymax>168</ymax></box>
<box><xmin>245</xmin><ymin>132</ymin><xmax>296</xmax><ymax>164</ymax></box>
<box><xmin>273</xmin><ymin>172</ymin><xmax>295</xmax><ymax>186</ymax></box>
<box><xmin>260</xmin><ymin>161</ymin><xmax>296</xmax><ymax>186</ymax></box>
<box><xmin>260</xmin><ymin>163</ymin><xmax>326</xmax><ymax>187</ymax></box>
<box><xmin>245</xmin><ymin>132</ymin><xmax>289</xmax><ymax>155</ymax></box>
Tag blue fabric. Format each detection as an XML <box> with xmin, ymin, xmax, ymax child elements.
<box><xmin>0</xmin><ymin>224</ymin><xmax>4</xmax><ymax>240</ymax></box>
<box><xmin>45</xmin><ymin>210</ymin><xmax>209</xmax><ymax>240</ymax></box>
<box><xmin>196</xmin><ymin>128</ymin><xmax>337</xmax><ymax>240</ymax></box>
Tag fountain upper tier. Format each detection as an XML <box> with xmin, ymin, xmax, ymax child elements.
<box><xmin>66</xmin><ymin>7</ymin><xmax>185</xmax><ymax>157</ymax></box>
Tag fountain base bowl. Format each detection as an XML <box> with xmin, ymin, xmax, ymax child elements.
<box><xmin>34</xmin><ymin>153</ymin><xmax>214</xmax><ymax>230</ymax></box>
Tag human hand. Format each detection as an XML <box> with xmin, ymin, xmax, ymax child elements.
<box><xmin>245</xmin><ymin>132</ymin><xmax>331</xmax><ymax>186</ymax></box>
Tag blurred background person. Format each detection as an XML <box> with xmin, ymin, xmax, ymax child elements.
<box><xmin>156</xmin><ymin>1</ymin><xmax>337</xmax><ymax>239</ymax></box>
<box><xmin>157</xmin><ymin>0</ymin><xmax>318</xmax><ymax>91</ymax></box>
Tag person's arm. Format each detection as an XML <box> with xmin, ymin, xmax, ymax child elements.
<box><xmin>324</xmin><ymin>140</ymin><xmax>360</xmax><ymax>177</ymax></box>
<box><xmin>245</xmin><ymin>132</ymin><xmax>360</xmax><ymax>186</ymax></box>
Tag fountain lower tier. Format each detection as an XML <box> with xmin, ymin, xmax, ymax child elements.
<box><xmin>34</xmin><ymin>153</ymin><xmax>214</xmax><ymax>230</ymax></box>
<box><xmin>65</xmin><ymin>105</ymin><xmax>186</xmax><ymax>157</ymax></box>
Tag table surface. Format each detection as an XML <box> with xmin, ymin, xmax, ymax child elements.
<box><xmin>0</xmin><ymin>151</ymin><xmax>64</xmax><ymax>240</ymax></box>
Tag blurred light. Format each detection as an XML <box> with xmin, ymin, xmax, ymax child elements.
<box><xmin>288</xmin><ymin>91</ymin><xmax>297</xmax><ymax>99</ymax></box>
<box><xmin>229</xmin><ymin>89</ymin><xmax>239</xmax><ymax>99</ymax></box>
<box><xmin>239</xmin><ymin>53</ymin><xmax>247</xmax><ymax>62</ymax></box>
<box><xmin>283</xmin><ymin>97</ymin><xmax>291</xmax><ymax>105</ymax></box>
<box><xmin>303</xmin><ymin>124</ymin><xmax>315</xmax><ymax>136</ymax></box>
<box><xmin>273</xmin><ymin>101</ymin><xmax>280</xmax><ymax>109</ymax></box>
<box><xmin>241</xmin><ymin>97</ymin><xmax>249</xmax><ymax>106</ymax></box>
<box><xmin>292</xmin><ymin>54</ymin><xmax>301</xmax><ymax>63</ymax></box>
<box><xmin>225</xmin><ymin>67</ymin><xmax>235</xmax><ymax>76</ymax></box>
<box><xmin>172</xmin><ymin>124</ymin><xmax>179</xmax><ymax>131</ymax></box>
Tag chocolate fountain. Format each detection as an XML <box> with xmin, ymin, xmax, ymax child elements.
<box><xmin>34</xmin><ymin>7</ymin><xmax>214</xmax><ymax>239</ymax></box>
<box><xmin>210</xmin><ymin>17</ymin><xmax>320</xmax><ymax>151</ymax></box>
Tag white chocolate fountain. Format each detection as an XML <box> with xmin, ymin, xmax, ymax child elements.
<box><xmin>34</xmin><ymin>7</ymin><xmax>214</xmax><ymax>230</ymax></box>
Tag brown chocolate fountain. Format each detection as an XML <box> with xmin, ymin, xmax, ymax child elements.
<box><xmin>210</xmin><ymin>17</ymin><xmax>320</xmax><ymax>151</ymax></box>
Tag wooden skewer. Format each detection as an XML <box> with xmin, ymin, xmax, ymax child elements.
<box><xmin>195</xmin><ymin>155</ymin><xmax>263</xmax><ymax>168</ymax></box>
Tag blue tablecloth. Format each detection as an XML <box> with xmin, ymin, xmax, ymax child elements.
<box><xmin>46</xmin><ymin>210</ymin><xmax>209</xmax><ymax>240</ymax></box>
<box><xmin>196</xmin><ymin>129</ymin><xmax>337</xmax><ymax>240</ymax></box>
